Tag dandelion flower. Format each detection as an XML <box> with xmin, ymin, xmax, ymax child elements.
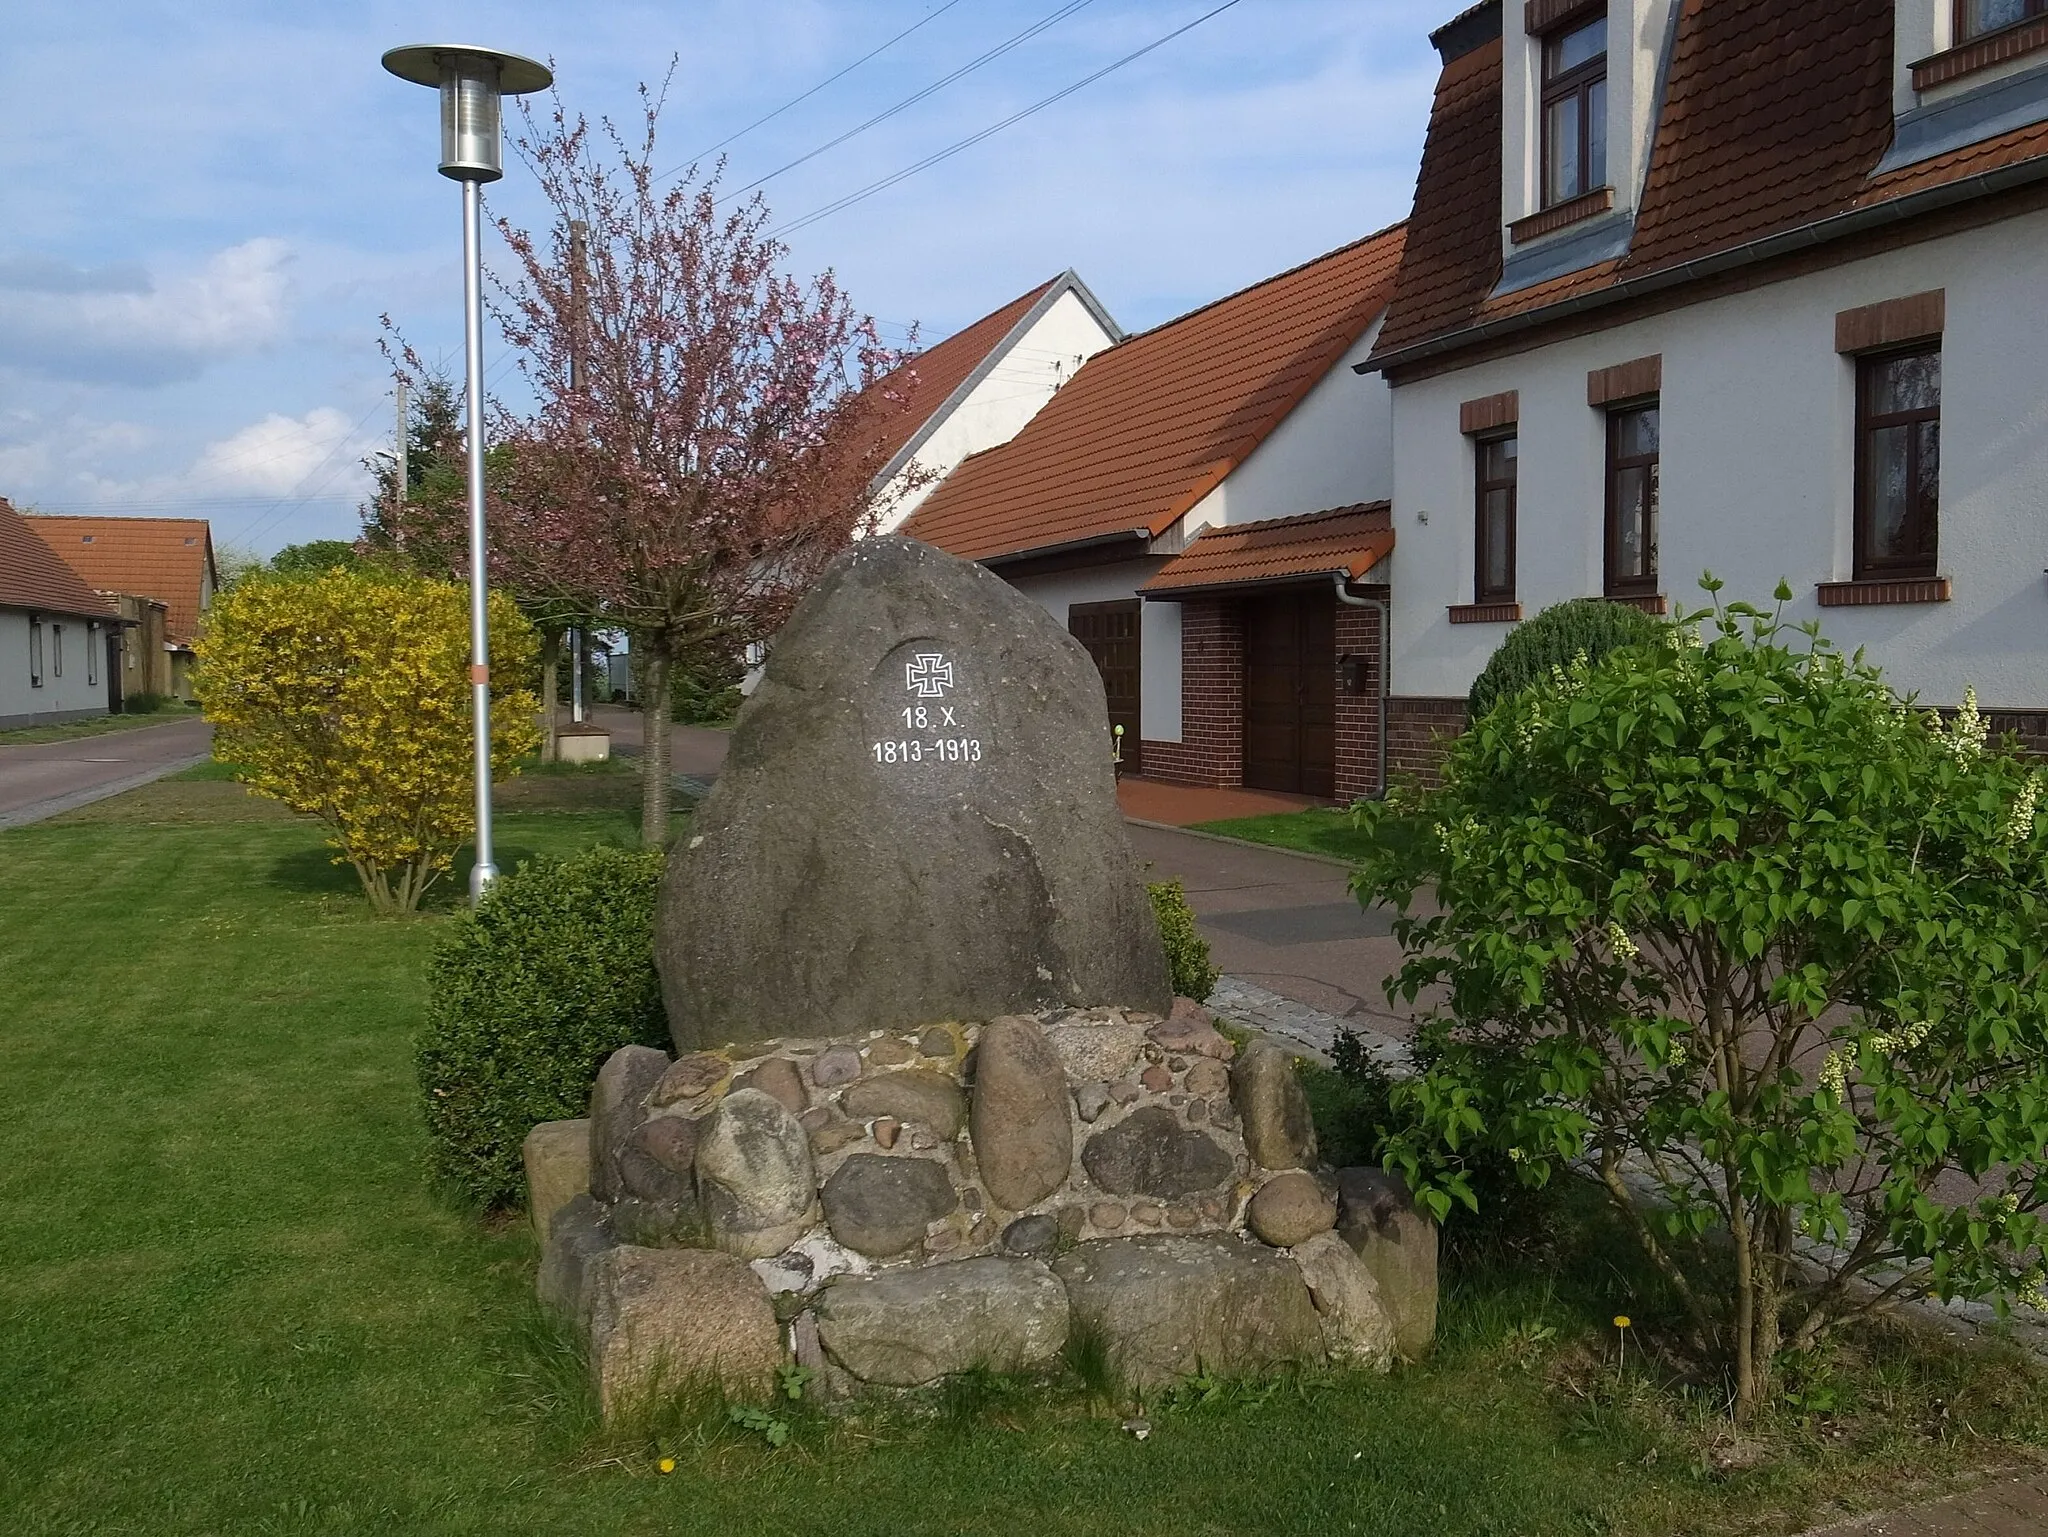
<box><xmin>1613</xmin><ymin>1315</ymin><xmax>1631</xmax><ymax>1330</ymax></box>
<box><xmin>658</xmin><ymin>1457</ymin><xmax>676</xmax><ymax>1475</ymax></box>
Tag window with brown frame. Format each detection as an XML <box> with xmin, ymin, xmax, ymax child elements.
<box><xmin>1605</xmin><ymin>404</ymin><xmax>1659</xmax><ymax>598</ymax></box>
<box><xmin>29</xmin><ymin>617</ymin><xmax>44</xmax><ymax>688</ymax></box>
<box><xmin>1854</xmin><ymin>346</ymin><xmax>1941</xmax><ymax>580</ymax></box>
<box><xmin>1957</xmin><ymin>0</ymin><xmax>2046</xmax><ymax>41</ymax></box>
<box><xmin>1475</xmin><ymin>433</ymin><xmax>1518</xmax><ymax>602</ymax></box>
<box><xmin>1541</xmin><ymin>13</ymin><xmax>1608</xmax><ymax>207</ymax></box>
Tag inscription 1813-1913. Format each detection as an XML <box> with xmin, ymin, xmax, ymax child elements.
<box><xmin>867</xmin><ymin>645</ymin><xmax>984</xmax><ymax>777</ymax></box>
<box><xmin>655</xmin><ymin>536</ymin><xmax>1172</xmax><ymax>1049</ymax></box>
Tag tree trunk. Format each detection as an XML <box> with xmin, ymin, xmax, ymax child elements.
<box><xmin>538</xmin><ymin>628</ymin><xmax>561</xmax><ymax>764</ymax></box>
<box><xmin>641</xmin><ymin>648</ymin><xmax>673</xmax><ymax>845</ymax></box>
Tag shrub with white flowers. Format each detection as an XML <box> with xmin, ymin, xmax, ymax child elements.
<box><xmin>1354</xmin><ymin>577</ymin><xmax>2048</xmax><ymax>1419</ymax></box>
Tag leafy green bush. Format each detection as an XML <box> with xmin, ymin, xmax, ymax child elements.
<box><xmin>1355</xmin><ymin>580</ymin><xmax>2048</xmax><ymax>1417</ymax></box>
<box><xmin>416</xmin><ymin>844</ymin><xmax>670</xmax><ymax>1208</ymax></box>
<box><xmin>1466</xmin><ymin>596</ymin><xmax>1663</xmax><ymax>721</ymax></box>
<box><xmin>120</xmin><ymin>691</ymin><xmax>172</xmax><ymax>715</ymax></box>
<box><xmin>1148</xmin><ymin>880</ymin><xmax>1219</xmax><ymax>1002</ymax></box>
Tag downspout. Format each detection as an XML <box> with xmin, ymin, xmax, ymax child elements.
<box><xmin>1332</xmin><ymin>572</ymin><xmax>1389</xmax><ymax>801</ymax></box>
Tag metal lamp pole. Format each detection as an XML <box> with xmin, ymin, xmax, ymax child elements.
<box><xmin>381</xmin><ymin>43</ymin><xmax>552</xmax><ymax>902</ymax></box>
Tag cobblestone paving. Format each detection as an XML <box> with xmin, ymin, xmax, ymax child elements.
<box><xmin>1206</xmin><ymin>975</ymin><xmax>1410</xmax><ymax>1073</ymax></box>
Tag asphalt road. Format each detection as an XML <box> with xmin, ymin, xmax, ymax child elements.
<box><xmin>0</xmin><ymin>717</ymin><xmax>214</xmax><ymax>829</ymax></box>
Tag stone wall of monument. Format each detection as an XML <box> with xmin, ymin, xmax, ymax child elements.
<box><xmin>527</xmin><ymin>1003</ymin><xmax>1437</xmax><ymax>1414</ymax></box>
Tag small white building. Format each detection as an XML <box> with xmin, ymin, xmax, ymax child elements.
<box><xmin>908</xmin><ymin>226</ymin><xmax>1408</xmax><ymax>799</ymax></box>
<box><xmin>0</xmin><ymin>498</ymin><xmax>118</xmax><ymax>730</ymax></box>
<box><xmin>1361</xmin><ymin>0</ymin><xmax>2048</xmax><ymax>771</ymax></box>
<box><xmin>864</xmin><ymin>272</ymin><xmax>1123</xmax><ymax>533</ymax></box>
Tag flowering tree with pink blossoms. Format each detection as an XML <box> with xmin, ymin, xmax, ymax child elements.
<box><xmin>385</xmin><ymin>87</ymin><xmax>913</xmax><ymax>843</ymax></box>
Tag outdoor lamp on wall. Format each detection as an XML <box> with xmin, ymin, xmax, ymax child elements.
<box><xmin>1338</xmin><ymin>653</ymin><xmax>1371</xmax><ymax>696</ymax></box>
<box><xmin>381</xmin><ymin>44</ymin><xmax>552</xmax><ymax>902</ymax></box>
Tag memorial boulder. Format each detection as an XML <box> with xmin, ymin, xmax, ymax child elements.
<box><xmin>531</xmin><ymin>536</ymin><xmax>1433</xmax><ymax>1421</ymax></box>
<box><xmin>656</xmin><ymin>536</ymin><xmax>1171</xmax><ymax>1051</ymax></box>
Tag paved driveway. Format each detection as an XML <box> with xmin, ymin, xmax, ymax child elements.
<box><xmin>1125</xmin><ymin>824</ymin><xmax>1417</xmax><ymax>1039</ymax></box>
<box><xmin>0</xmin><ymin>717</ymin><xmax>213</xmax><ymax>829</ymax></box>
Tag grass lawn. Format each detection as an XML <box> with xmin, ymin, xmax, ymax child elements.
<box><xmin>2</xmin><ymin>769</ymin><xmax>2042</xmax><ymax>1534</ymax></box>
<box><xmin>0</xmin><ymin>701</ymin><xmax>203</xmax><ymax>747</ymax></box>
<box><xmin>1191</xmin><ymin>806</ymin><xmax>1379</xmax><ymax>863</ymax></box>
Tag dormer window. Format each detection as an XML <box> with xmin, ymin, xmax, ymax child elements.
<box><xmin>1542</xmin><ymin>13</ymin><xmax>1608</xmax><ymax>206</ymax></box>
<box><xmin>1958</xmin><ymin>0</ymin><xmax>2046</xmax><ymax>41</ymax></box>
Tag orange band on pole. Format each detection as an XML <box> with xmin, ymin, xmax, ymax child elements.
<box><xmin>470</xmin><ymin>664</ymin><xmax>489</xmax><ymax>685</ymax></box>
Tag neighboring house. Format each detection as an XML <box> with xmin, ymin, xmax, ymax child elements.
<box><xmin>0</xmin><ymin>498</ymin><xmax>118</xmax><ymax>730</ymax></box>
<box><xmin>23</xmin><ymin>516</ymin><xmax>218</xmax><ymax>700</ymax></box>
<box><xmin>907</xmin><ymin>224</ymin><xmax>1408</xmax><ymax>800</ymax></box>
<box><xmin>107</xmin><ymin>594</ymin><xmax>174</xmax><ymax>701</ymax></box>
<box><xmin>1361</xmin><ymin>0</ymin><xmax>2048</xmax><ymax>777</ymax></box>
<box><xmin>860</xmin><ymin>272</ymin><xmax>1123</xmax><ymax>533</ymax></box>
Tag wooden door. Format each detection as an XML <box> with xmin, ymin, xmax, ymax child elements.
<box><xmin>1068</xmin><ymin>600</ymin><xmax>1142</xmax><ymax>773</ymax></box>
<box><xmin>1243</xmin><ymin>589</ymin><xmax>1336</xmax><ymax>797</ymax></box>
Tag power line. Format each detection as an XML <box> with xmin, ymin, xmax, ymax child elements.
<box><xmin>772</xmin><ymin>0</ymin><xmax>1248</xmax><ymax>238</ymax></box>
<box><xmin>663</xmin><ymin>0</ymin><xmax>975</xmax><ymax>178</ymax></box>
<box><xmin>224</xmin><ymin>397</ymin><xmax>387</xmax><ymax>547</ymax></box>
<box><xmin>718</xmin><ymin>0</ymin><xmax>1101</xmax><ymax>204</ymax></box>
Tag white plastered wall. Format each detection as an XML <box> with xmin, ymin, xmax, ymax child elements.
<box><xmin>0</xmin><ymin>608</ymin><xmax>109</xmax><ymax>727</ymax></box>
<box><xmin>1005</xmin><ymin>559</ymin><xmax>1183</xmax><ymax>741</ymax></box>
<box><xmin>1501</xmin><ymin>0</ymin><xmax>1677</xmax><ymax>232</ymax></box>
<box><xmin>1385</xmin><ymin>210</ymin><xmax>2048</xmax><ymax>710</ymax></box>
<box><xmin>1181</xmin><ymin>318</ymin><xmax>1394</xmax><ymax>535</ymax></box>
<box><xmin>874</xmin><ymin>289</ymin><xmax>1120</xmax><ymax>533</ymax></box>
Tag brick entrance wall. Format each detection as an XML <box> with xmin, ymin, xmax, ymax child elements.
<box><xmin>1142</xmin><ymin>589</ymin><xmax>1390</xmax><ymax>799</ymax></box>
<box><xmin>1142</xmin><ymin>597</ymin><xmax>1244</xmax><ymax>786</ymax></box>
<box><xmin>1334</xmin><ymin>598</ymin><xmax>1386</xmax><ymax>802</ymax></box>
<box><xmin>1387</xmin><ymin>696</ymin><xmax>1468</xmax><ymax>786</ymax></box>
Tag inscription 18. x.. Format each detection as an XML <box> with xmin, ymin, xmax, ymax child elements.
<box><xmin>868</xmin><ymin>649</ymin><xmax>984</xmax><ymax>769</ymax></box>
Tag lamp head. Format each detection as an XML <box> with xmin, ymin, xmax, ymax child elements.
<box><xmin>382</xmin><ymin>45</ymin><xmax>552</xmax><ymax>183</ymax></box>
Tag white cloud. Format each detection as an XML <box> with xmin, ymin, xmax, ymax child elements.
<box><xmin>0</xmin><ymin>239</ymin><xmax>294</xmax><ymax>386</ymax></box>
<box><xmin>185</xmin><ymin>407</ymin><xmax>363</xmax><ymax>497</ymax></box>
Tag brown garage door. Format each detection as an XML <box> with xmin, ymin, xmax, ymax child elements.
<box><xmin>1068</xmin><ymin>599</ymin><xmax>1142</xmax><ymax>773</ymax></box>
<box><xmin>1243</xmin><ymin>588</ymin><xmax>1335</xmax><ymax>797</ymax></box>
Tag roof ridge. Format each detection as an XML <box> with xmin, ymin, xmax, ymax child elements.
<box><xmin>23</xmin><ymin>513</ymin><xmax>216</xmax><ymax>527</ymax></box>
<box><xmin>1189</xmin><ymin>501</ymin><xmax>1391</xmax><ymax>538</ymax></box>
<box><xmin>1112</xmin><ymin>220</ymin><xmax>1409</xmax><ymax>348</ymax></box>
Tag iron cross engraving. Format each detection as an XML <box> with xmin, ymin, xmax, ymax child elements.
<box><xmin>904</xmin><ymin>653</ymin><xmax>954</xmax><ymax>698</ymax></box>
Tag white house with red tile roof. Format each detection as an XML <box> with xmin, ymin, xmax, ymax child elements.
<box><xmin>860</xmin><ymin>271</ymin><xmax>1123</xmax><ymax>533</ymax></box>
<box><xmin>22</xmin><ymin>515</ymin><xmax>217</xmax><ymax>699</ymax></box>
<box><xmin>1361</xmin><ymin>0</ymin><xmax>2048</xmax><ymax>772</ymax></box>
<box><xmin>907</xmin><ymin>224</ymin><xmax>1407</xmax><ymax>800</ymax></box>
<box><xmin>0</xmin><ymin>498</ymin><xmax>119</xmax><ymax>730</ymax></box>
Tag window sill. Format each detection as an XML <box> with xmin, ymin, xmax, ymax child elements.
<box><xmin>1604</xmin><ymin>593</ymin><xmax>1669</xmax><ymax>615</ymax></box>
<box><xmin>1449</xmin><ymin>602</ymin><xmax>1522</xmax><ymax>624</ymax></box>
<box><xmin>1508</xmin><ymin>187</ymin><xmax>1614</xmax><ymax>245</ymax></box>
<box><xmin>1912</xmin><ymin>16</ymin><xmax>2048</xmax><ymax>91</ymax></box>
<box><xmin>1817</xmin><ymin>576</ymin><xmax>1951</xmax><ymax>607</ymax></box>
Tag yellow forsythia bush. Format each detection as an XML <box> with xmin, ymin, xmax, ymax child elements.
<box><xmin>196</xmin><ymin>567</ymin><xmax>540</xmax><ymax>912</ymax></box>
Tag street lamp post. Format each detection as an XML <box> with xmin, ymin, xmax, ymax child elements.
<box><xmin>381</xmin><ymin>43</ymin><xmax>552</xmax><ymax>902</ymax></box>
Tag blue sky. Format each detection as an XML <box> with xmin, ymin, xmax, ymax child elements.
<box><xmin>1</xmin><ymin>0</ymin><xmax>1447</xmax><ymax>556</ymax></box>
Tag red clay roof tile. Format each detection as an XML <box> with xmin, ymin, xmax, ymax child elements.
<box><xmin>22</xmin><ymin>516</ymin><xmax>215</xmax><ymax>643</ymax></box>
<box><xmin>1138</xmin><ymin>503</ymin><xmax>1394</xmax><ymax>596</ymax></box>
<box><xmin>905</xmin><ymin>225</ymin><xmax>1407</xmax><ymax>563</ymax></box>
<box><xmin>0</xmin><ymin>500</ymin><xmax>115</xmax><ymax>619</ymax></box>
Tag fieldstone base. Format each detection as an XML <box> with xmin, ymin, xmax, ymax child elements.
<box><xmin>534</xmin><ymin>999</ymin><xmax>1437</xmax><ymax>1415</ymax></box>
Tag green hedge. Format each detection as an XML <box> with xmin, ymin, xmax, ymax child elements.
<box><xmin>416</xmin><ymin>844</ymin><xmax>670</xmax><ymax>1209</ymax></box>
<box><xmin>1148</xmin><ymin>880</ymin><xmax>1219</xmax><ymax>1002</ymax></box>
<box><xmin>1466</xmin><ymin>597</ymin><xmax>1664</xmax><ymax>721</ymax></box>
